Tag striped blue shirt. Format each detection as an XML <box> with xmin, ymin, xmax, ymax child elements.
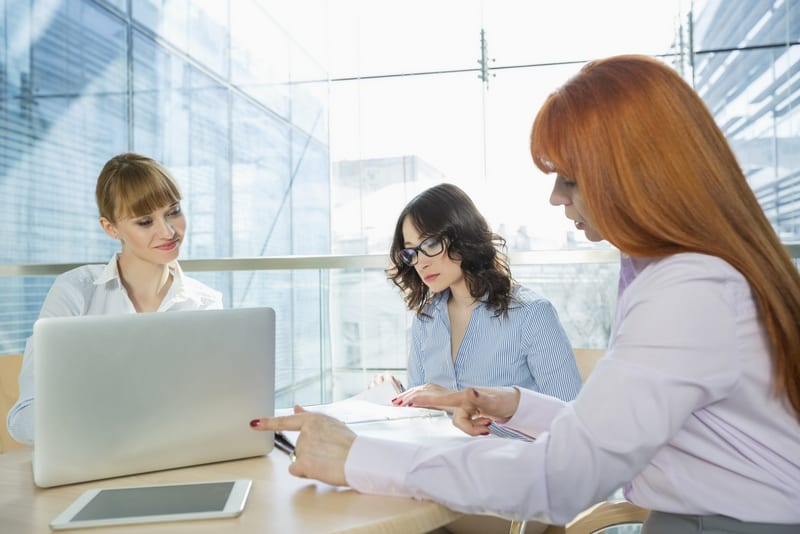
<box><xmin>407</xmin><ymin>285</ymin><xmax>581</xmax><ymax>402</ymax></box>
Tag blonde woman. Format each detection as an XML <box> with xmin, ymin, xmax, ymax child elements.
<box><xmin>7</xmin><ymin>153</ymin><xmax>222</xmax><ymax>445</ymax></box>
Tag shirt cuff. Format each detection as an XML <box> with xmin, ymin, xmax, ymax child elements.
<box><xmin>499</xmin><ymin>388</ymin><xmax>567</xmax><ymax>437</ymax></box>
<box><xmin>344</xmin><ymin>435</ymin><xmax>421</xmax><ymax>497</ymax></box>
<box><xmin>6</xmin><ymin>401</ymin><xmax>34</xmax><ymax>446</ymax></box>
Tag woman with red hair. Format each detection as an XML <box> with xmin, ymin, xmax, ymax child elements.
<box><xmin>252</xmin><ymin>55</ymin><xmax>800</xmax><ymax>533</ymax></box>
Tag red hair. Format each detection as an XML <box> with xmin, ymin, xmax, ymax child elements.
<box><xmin>531</xmin><ymin>55</ymin><xmax>800</xmax><ymax>420</ymax></box>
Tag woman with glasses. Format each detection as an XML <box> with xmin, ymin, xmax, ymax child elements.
<box><xmin>383</xmin><ymin>183</ymin><xmax>581</xmax><ymax>409</ymax></box>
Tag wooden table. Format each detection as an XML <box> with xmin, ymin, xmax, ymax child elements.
<box><xmin>0</xmin><ymin>447</ymin><xmax>461</xmax><ymax>533</ymax></box>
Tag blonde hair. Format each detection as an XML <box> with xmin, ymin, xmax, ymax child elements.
<box><xmin>531</xmin><ymin>54</ymin><xmax>800</xmax><ymax>420</ymax></box>
<box><xmin>96</xmin><ymin>153</ymin><xmax>181</xmax><ymax>222</ymax></box>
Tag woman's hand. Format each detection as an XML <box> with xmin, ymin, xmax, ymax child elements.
<box><xmin>391</xmin><ymin>383</ymin><xmax>452</xmax><ymax>409</ymax></box>
<box><xmin>250</xmin><ymin>406</ymin><xmax>355</xmax><ymax>486</ymax></box>
<box><xmin>410</xmin><ymin>387</ymin><xmax>522</xmax><ymax>436</ymax></box>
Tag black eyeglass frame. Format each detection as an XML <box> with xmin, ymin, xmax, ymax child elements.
<box><xmin>399</xmin><ymin>235</ymin><xmax>446</xmax><ymax>266</ymax></box>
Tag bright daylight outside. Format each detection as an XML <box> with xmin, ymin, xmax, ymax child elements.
<box><xmin>3</xmin><ymin>0</ymin><xmax>796</xmax><ymax>408</ymax></box>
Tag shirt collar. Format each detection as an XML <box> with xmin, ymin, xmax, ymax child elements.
<box><xmin>93</xmin><ymin>253</ymin><xmax>184</xmax><ymax>291</ymax></box>
<box><xmin>94</xmin><ymin>254</ymin><xmax>123</xmax><ymax>286</ymax></box>
<box><xmin>432</xmin><ymin>288</ymin><xmax>489</xmax><ymax>310</ymax></box>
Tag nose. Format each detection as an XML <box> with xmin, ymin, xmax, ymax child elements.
<box><xmin>549</xmin><ymin>180</ymin><xmax>569</xmax><ymax>206</ymax></box>
<box><xmin>156</xmin><ymin>218</ymin><xmax>176</xmax><ymax>239</ymax></box>
<box><xmin>416</xmin><ymin>252</ymin><xmax>434</xmax><ymax>269</ymax></box>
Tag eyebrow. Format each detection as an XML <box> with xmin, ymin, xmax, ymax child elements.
<box><xmin>404</xmin><ymin>235</ymin><xmax>431</xmax><ymax>247</ymax></box>
<box><xmin>139</xmin><ymin>202</ymin><xmax>180</xmax><ymax>217</ymax></box>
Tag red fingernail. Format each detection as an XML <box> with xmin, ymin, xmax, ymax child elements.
<box><xmin>481</xmin><ymin>431</ymin><xmax>490</xmax><ymax>436</ymax></box>
<box><xmin>407</xmin><ymin>402</ymin><xmax>413</xmax><ymax>407</ymax></box>
<box><xmin>249</xmin><ymin>419</ymin><xmax>260</xmax><ymax>427</ymax></box>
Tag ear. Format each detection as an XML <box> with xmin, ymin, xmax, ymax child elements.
<box><xmin>99</xmin><ymin>217</ymin><xmax>119</xmax><ymax>239</ymax></box>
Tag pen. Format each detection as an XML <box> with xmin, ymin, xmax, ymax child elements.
<box><xmin>274</xmin><ymin>432</ymin><xmax>295</xmax><ymax>455</ymax></box>
<box><xmin>390</xmin><ymin>376</ymin><xmax>406</xmax><ymax>394</ymax></box>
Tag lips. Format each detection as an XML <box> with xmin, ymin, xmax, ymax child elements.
<box><xmin>424</xmin><ymin>274</ymin><xmax>439</xmax><ymax>283</ymax></box>
<box><xmin>156</xmin><ymin>240</ymin><xmax>180</xmax><ymax>251</ymax></box>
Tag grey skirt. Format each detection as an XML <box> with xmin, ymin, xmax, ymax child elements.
<box><xmin>642</xmin><ymin>511</ymin><xmax>800</xmax><ymax>534</ymax></box>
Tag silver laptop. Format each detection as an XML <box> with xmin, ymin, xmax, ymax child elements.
<box><xmin>33</xmin><ymin>307</ymin><xmax>275</xmax><ymax>488</ymax></box>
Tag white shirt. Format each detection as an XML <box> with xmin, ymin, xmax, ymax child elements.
<box><xmin>344</xmin><ymin>253</ymin><xmax>800</xmax><ymax>524</ymax></box>
<box><xmin>6</xmin><ymin>254</ymin><xmax>223</xmax><ymax>445</ymax></box>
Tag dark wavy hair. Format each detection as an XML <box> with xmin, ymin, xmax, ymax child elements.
<box><xmin>386</xmin><ymin>183</ymin><xmax>514</xmax><ymax>317</ymax></box>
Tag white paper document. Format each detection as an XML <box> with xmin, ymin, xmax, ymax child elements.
<box><xmin>275</xmin><ymin>380</ymin><xmax>472</xmax><ymax>448</ymax></box>
<box><xmin>276</xmin><ymin>380</ymin><xmax>447</xmax><ymax>424</ymax></box>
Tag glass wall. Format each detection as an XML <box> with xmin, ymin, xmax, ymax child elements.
<box><xmin>2</xmin><ymin>0</ymin><xmax>799</xmax><ymax>404</ymax></box>
<box><xmin>0</xmin><ymin>0</ymin><xmax>329</xmax><ymax>405</ymax></box>
<box><xmin>688</xmin><ymin>0</ymin><xmax>800</xmax><ymax>242</ymax></box>
<box><xmin>319</xmin><ymin>0</ymin><xmax>800</xmax><ymax>397</ymax></box>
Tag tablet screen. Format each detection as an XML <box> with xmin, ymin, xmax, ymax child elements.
<box><xmin>73</xmin><ymin>481</ymin><xmax>235</xmax><ymax>521</ymax></box>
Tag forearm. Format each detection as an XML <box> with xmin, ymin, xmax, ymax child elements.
<box><xmin>345</xmin><ymin>433</ymin><xmax>557</xmax><ymax>522</ymax></box>
<box><xmin>499</xmin><ymin>388</ymin><xmax>567</xmax><ymax>438</ymax></box>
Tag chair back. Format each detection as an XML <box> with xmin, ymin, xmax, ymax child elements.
<box><xmin>572</xmin><ymin>348</ymin><xmax>607</xmax><ymax>382</ymax></box>
<box><xmin>0</xmin><ymin>354</ymin><xmax>24</xmax><ymax>453</ymax></box>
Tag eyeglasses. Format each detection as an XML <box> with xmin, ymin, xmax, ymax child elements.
<box><xmin>399</xmin><ymin>236</ymin><xmax>445</xmax><ymax>266</ymax></box>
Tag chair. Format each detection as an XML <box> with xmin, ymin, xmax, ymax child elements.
<box><xmin>572</xmin><ymin>348</ymin><xmax>606</xmax><ymax>382</ymax></box>
<box><xmin>0</xmin><ymin>354</ymin><xmax>25</xmax><ymax>453</ymax></box>
<box><xmin>541</xmin><ymin>500</ymin><xmax>650</xmax><ymax>534</ymax></box>
<box><xmin>509</xmin><ymin>348</ymin><xmax>650</xmax><ymax>534</ymax></box>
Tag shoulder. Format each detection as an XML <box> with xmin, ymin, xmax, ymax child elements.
<box><xmin>627</xmin><ymin>253</ymin><xmax>749</xmax><ymax>313</ymax></box>
<box><xmin>52</xmin><ymin>263</ymin><xmax>106</xmax><ymax>289</ymax></box>
<box><xmin>56</xmin><ymin>263</ymin><xmax>106</xmax><ymax>283</ymax></box>
<box><xmin>508</xmin><ymin>284</ymin><xmax>554</xmax><ymax>312</ymax></box>
<box><xmin>41</xmin><ymin>264</ymin><xmax>106</xmax><ymax>317</ymax></box>
<box><xmin>638</xmin><ymin>253</ymin><xmax>744</xmax><ymax>288</ymax></box>
<box><xmin>499</xmin><ymin>285</ymin><xmax>564</xmax><ymax>329</ymax></box>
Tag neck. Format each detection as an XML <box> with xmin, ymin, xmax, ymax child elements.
<box><xmin>116</xmin><ymin>254</ymin><xmax>172</xmax><ymax>299</ymax></box>
<box><xmin>448</xmin><ymin>281</ymin><xmax>476</xmax><ymax>308</ymax></box>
